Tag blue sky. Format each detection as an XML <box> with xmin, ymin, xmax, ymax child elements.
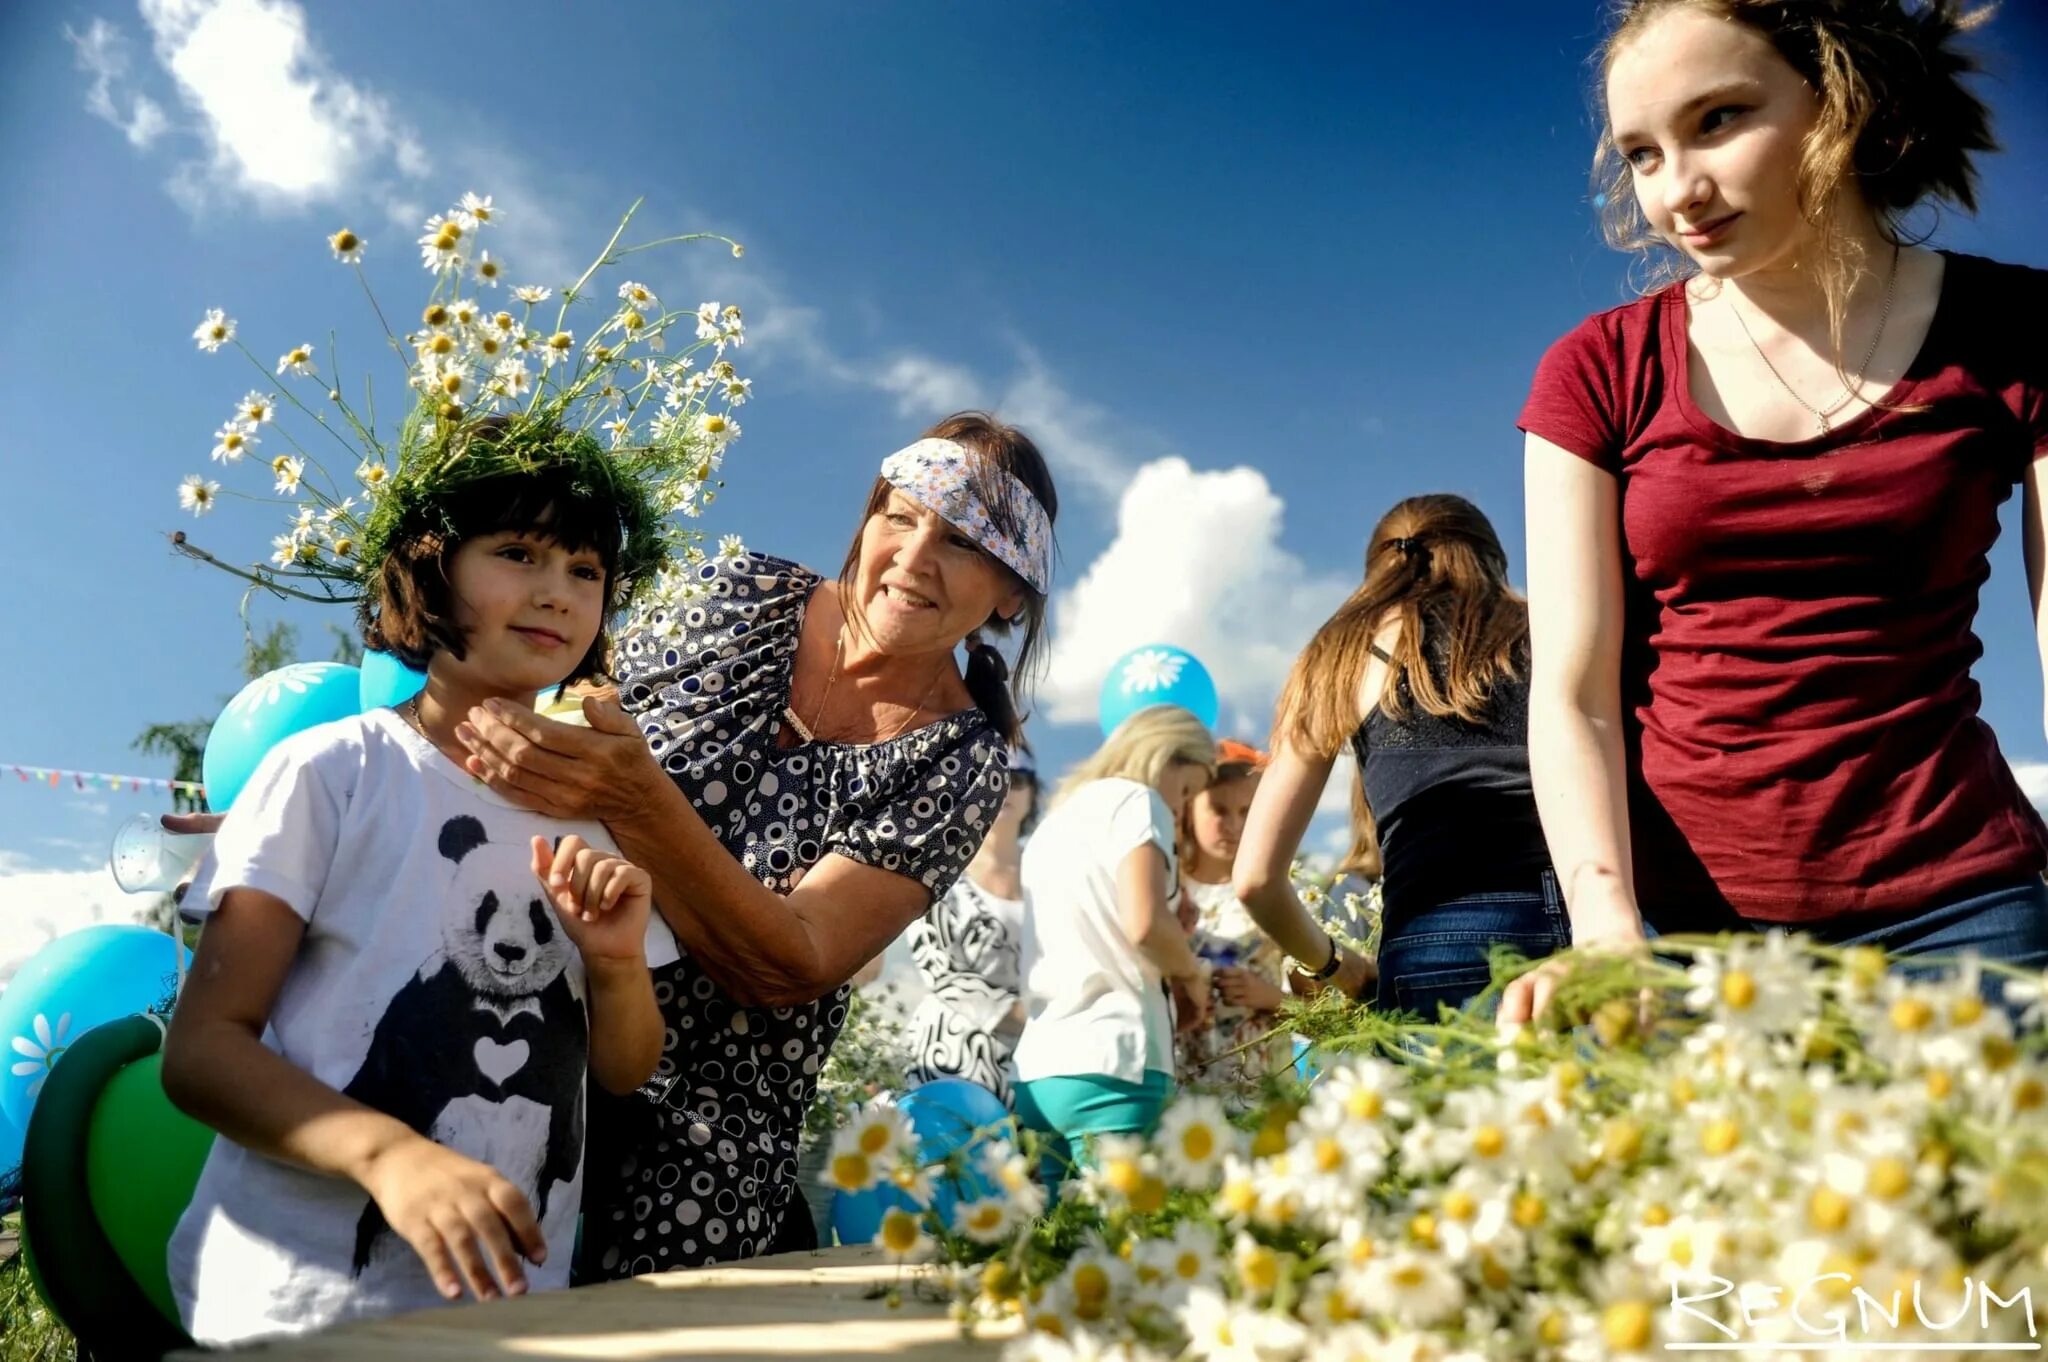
<box><xmin>3</xmin><ymin>1</ymin><xmax>2046</xmax><ymax>925</ymax></box>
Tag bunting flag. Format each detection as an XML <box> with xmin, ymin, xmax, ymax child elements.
<box><xmin>6</xmin><ymin>763</ymin><xmax>205</xmax><ymax>798</ymax></box>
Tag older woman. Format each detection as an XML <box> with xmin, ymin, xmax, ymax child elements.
<box><xmin>444</xmin><ymin>411</ymin><xmax>1059</xmax><ymax>1276</ymax></box>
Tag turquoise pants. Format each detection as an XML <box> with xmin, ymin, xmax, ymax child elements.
<box><xmin>1014</xmin><ymin>1071</ymin><xmax>1172</xmax><ymax>1188</ymax></box>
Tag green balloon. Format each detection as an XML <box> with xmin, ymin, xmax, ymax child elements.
<box><xmin>84</xmin><ymin>1053</ymin><xmax>215</xmax><ymax>1325</ymax></box>
<box><xmin>18</xmin><ymin>1213</ymin><xmax>52</xmax><ymax>1314</ymax></box>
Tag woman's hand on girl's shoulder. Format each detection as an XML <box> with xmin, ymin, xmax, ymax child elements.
<box><xmin>530</xmin><ymin>835</ymin><xmax>650</xmax><ymax>964</ymax></box>
<box><xmin>358</xmin><ymin>1134</ymin><xmax>545</xmax><ymax>1302</ymax></box>
<box><xmin>458</xmin><ymin>694</ymin><xmax>665</xmax><ymax>824</ymax></box>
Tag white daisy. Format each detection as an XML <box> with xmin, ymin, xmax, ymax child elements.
<box><xmin>178</xmin><ymin>474</ymin><xmax>221</xmax><ymax>515</ymax></box>
<box><xmin>978</xmin><ymin>1138</ymin><xmax>1047</xmax><ymax>1221</ymax></box>
<box><xmin>513</xmin><ymin>284</ymin><xmax>552</xmax><ymax>304</ymax></box>
<box><xmin>418</xmin><ymin>212</ymin><xmax>466</xmax><ymax>271</ymax></box>
<box><xmin>212</xmin><ymin>422</ymin><xmax>256</xmax><ymax>462</ymax></box>
<box><xmin>328</xmin><ymin>227</ymin><xmax>365</xmax><ymax>263</ymax></box>
<box><xmin>272</xmin><ymin>455</ymin><xmax>305</xmax><ymax>494</ymax></box>
<box><xmin>717</xmin><ymin>533</ymin><xmax>746</xmax><ymax>558</ymax></box>
<box><xmin>618</xmin><ymin>279</ymin><xmax>659</xmax><ymax>310</ymax></box>
<box><xmin>1684</xmin><ymin>933</ymin><xmax>1814</xmax><ymax>1034</ymax></box>
<box><xmin>356</xmin><ymin>459</ymin><xmax>390</xmax><ymax>492</ymax></box>
<box><xmin>276</xmin><ymin>343</ymin><xmax>316</xmax><ymax>377</ymax></box>
<box><xmin>457</xmin><ymin>191</ymin><xmax>496</xmax><ymax>225</ymax></box>
<box><xmin>193</xmin><ymin>308</ymin><xmax>236</xmax><ymax>352</ymax></box>
<box><xmin>1360</xmin><ymin>1249</ymin><xmax>1465</xmax><ymax>1329</ymax></box>
<box><xmin>873</xmin><ymin>1205</ymin><xmax>931</xmax><ymax>1263</ymax></box>
<box><xmin>950</xmin><ymin>1195</ymin><xmax>1016</xmax><ymax>1245</ymax></box>
<box><xmin>493</xmin><ymin>358</ymin><xmax>533</xmax><ymax>397</ymax></box>
<box><xmin>602</xmin><ymin>416</ymin><xmax>632</xmax><ymax>448</ymax></box>
<box><xmin>1156</xmin><ymin>1094</ymin><xmax>1237</xmax><ymax>1188</ymax></box>
<box><xmin>237</xmin><ymin>391</ymin><xmax>277</xmax><ymax>425</ymax></box>
<box><xmin>696</xmin><ymin>409</ymin><xmax>740</xmax><ymax>448</ymax></box>
<box><xmin>542</xmin><ymin>330</ymin><xmax>576</xmax><ymax>369</ymax></box>
<box><xmin>471</xmin><ymin>250</ymin><xmax>503</xmax><ymax>287</ymax></box>
<box><xmin>695</xmin><ymin>300</ymin><xmax>724</xmax><ymax>342</ymax></box>
<box><xmin>723</xmin><ymin>377</ymin><xmax>753</xmax><ymax>405</ymax></box>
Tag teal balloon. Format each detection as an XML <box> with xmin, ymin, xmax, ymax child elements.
<box><xmin>202</xmin><ymin>662</ymin><xmax>362</xmax><ymax>810</ymax></box>
<box><xmin>1098</xmin><ymin>645</ymin><xmax>1220</xmax><ymax>738</ymax></box>
<box><xmin>0</xmin><ymin>925</ymin><xmax>188</xmax><ymax>1133</ymax></box>
<box><xmin>0</xmin><ymin>1107</ymin><xmax>21</xmax><ymax>1183</ymax></box>
<box><xmin>831</xmin><ymin>1079</ymin><xmax>1013</xmax><ymax>1245</ymax></box>
<box><xmin>358</xmin><ymin>649</ymin><xmax>427</xmax><ymax>712</ymax></box>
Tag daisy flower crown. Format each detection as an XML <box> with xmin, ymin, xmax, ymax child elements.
<box><xmin>175</xmin><ymin>192</ymin><xmax>753</xmax><ymax>624</ymax></box>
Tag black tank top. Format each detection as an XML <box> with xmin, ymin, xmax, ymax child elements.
<box><xmin>1354</xmin><ymin>638</ymin><xmax>1551</xmax><ymax>917</ymax></box>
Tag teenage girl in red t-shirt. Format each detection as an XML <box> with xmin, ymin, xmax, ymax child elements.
<box><xmin>1506</xmin><ymin>0</ymin><xmax>2048</xmax><ymax>1022</ymax></box>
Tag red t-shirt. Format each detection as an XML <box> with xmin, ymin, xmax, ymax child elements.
<box><xmin>1518</xmin><ymin>252</ymin><xmax>2048</xmax><ymax>926</ymax></box>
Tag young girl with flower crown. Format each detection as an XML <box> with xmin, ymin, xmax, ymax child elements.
<box><xmin>162</xmin><ymin>437</ymin><xmax>668</xmax><ymax>1345</ymax></box>
<box><xmin>151</xmin><ymin>194</ymin><xmax>721</xmax><ymax>1343</ymax></box>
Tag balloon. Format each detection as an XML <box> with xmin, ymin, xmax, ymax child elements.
<box><xmin>21</xmin><ymin>1015</ymin><xmax>193</xmax><ymax>1354</ymax></box>
<box><xmin>358</xmin><ymin>649</ymin><xmax>428</xmax><ymax>712</ymax></box>
<box><xmin>831</xmin><ymin>1079</ymin><xmax>1014</xmax><ymax>1245</ymax></box>
<box><xmin>0</xmin><ymin>1108</ymin><xmax>21</xmax><ymax>1183</ymax></box>
<box><xmin>0</xmin><ymin>925</ymin><xmax>189</xmax><ymax>1134</ymax></box>
<box><xmin>88</xmin><ymin>1053</ymin><xmax>215</xmax><ymax>1323</ymax></box>
<box><xmin>202</xmin><ymin>661</ymin><xmax>362</xmax><ymax>810</ymax></box>
<box><xmin>1098</xmin><ymin>645</ymin><xmax>1220</xmax><ymax>738</ymax></box>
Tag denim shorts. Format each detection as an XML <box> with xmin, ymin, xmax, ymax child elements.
<box><xmin>1375</xmin><ymin>870</ymin><xmax>1572</xmax><ymax>1018</ymax></box>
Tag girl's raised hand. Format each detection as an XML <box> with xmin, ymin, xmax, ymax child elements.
<box><xmin>530</xmin><ymin>835</ymin><xmax>652</xmax><ymax>963</ymax></box>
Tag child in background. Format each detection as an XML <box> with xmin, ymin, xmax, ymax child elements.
<box><xmin>1175</xmin><ymin>741</ymin><xmax>1292</xmax><ymax>1101</ymax></box>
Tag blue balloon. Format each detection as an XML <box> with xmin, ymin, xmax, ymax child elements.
<box><xmin>203</xmin><ymin>662</ymin><xmax>362</xmax><ymax>810</ymax></box>
<box><xmin>1098</xmin><ymin>645</ymin><xmax>1220</xmax><ymax>738</ymax></box>
<box><xmin>0</xmin><ymin>926</ymin><xmax>189</xmax><ymax>1134</ymax></box>
<box><xmin>358</xmin><ymin>650</ymin><xmax>427</xmax><ymax>713</ymax></box>
<box><xmin>831</xmin><ymin>1079</ymin><xmax>1014</xmax><ymax>1246</ymax></box>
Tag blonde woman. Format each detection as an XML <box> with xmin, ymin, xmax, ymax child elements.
<box><xmin>1013</xmin><ymin>707</ymin><xmax>1215</xmax><ymax>1166</ymax></box>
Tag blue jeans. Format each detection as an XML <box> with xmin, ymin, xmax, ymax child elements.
<box><xmin>1375</xmin><ymin>871</ymin><xmax>1572</xmax><ymax>1018</ymax></box>
<box><xmin>1821</xmin><ymin>877</ymin><xmax>2048</xmax><ymax>1002</ymax></box>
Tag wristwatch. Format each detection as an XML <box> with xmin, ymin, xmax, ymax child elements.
<box><xmin>1303</xmin><ymin>930</ymin><xmax>1344</xmax><ymax>982</ymax></box>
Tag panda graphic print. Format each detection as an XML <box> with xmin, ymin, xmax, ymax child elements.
<box><xmin>339</xmin><ymin>813</ymin><xmax>587</xmax><ymax>1275</ymax></box>
<box><xmin>168</xmin><ymin>710</ymin><xmax>617</xmax><ymax>1345</ymax></box>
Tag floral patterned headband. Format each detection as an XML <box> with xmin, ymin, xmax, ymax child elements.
<box><xmin>879</xmin><ymin>437</ymin><xmax>1053</xmax><ymax>594</ymax></box>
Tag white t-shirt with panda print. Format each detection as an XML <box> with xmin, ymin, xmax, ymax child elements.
<box><xmin>169</xmin><ymin>707</ymin><xmax>673</xmax><ymax>1346</ymax></box>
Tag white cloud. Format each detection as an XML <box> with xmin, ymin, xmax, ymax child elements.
<box><xmin>1037</xmin><ymin>456</ymin><xmax>1353</xmax><ymax>730</ymax></box>
<box><xmin>0</xmin><ymin>853</ymin><xmax>154</xmax><ymax>987</ymax></box>
<box><xmin>873</xmin><ymin>347</ymin><xmax>1134</xmax><ymax>504</ymax></box>
<box><xmin>2014</xmin><ymin>761</ymin><xmax>2048</xmax><ymax>817</ymax></box>
<box><xmin>139</xmin><ymin>0</ymin><xmax>427</xmax><ymax>208</ymax></box>
<box><xmin>67</xmin><ymin>18</ymin><xmax>168</xmax><ymax>147</ymax></box>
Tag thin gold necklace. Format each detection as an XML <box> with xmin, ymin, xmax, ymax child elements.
<box><xmin>1727</xmin><ymin>243</ymin><xmax>1900</xmax><ymax>435</ymax></box>
<box><xmin>784</xmin><ymin>624</ymin><xmax>947</xmax><ymax>745</ymax></box>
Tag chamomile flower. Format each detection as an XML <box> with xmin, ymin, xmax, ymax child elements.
<box><xmin>237</xmin><ymin>391</ymin><xmax>277</xmax><ymax>425</ymax></box>
<box><xmin>717</xmin><ymin>533</ymin><xmax>746</xmax><ymax>558</ymax></box>
<box><xmin>543</xmin><ymin>330</ymin><xmax>576</xmax><ymax>369</ymax></box>
<box><xmin>1156</xmin><ymin>1094</ymin><xmax>1236</xmax><ymax>1188</ymax></box>
<box><xmin>1684</xmin><ymin>933</ymin><xmax>1814</xmax><ymax>1035</ymax></box>
<box><xmin>873</xmin><ymin>1205</ymin><xmax>931</xmax><ymax>1263</ymax></box>
<box><xmin>979</xmin><ymin>1139</ymin><xmax>1048</xmax><ymax>1221</ymax></box>
<box><xmin>271</xmin><ymin>455</ymin><xmax>305</xmax><ymax>494</ymax></box>
<box><xmin>493</xmin><ymin>358</ymin><xmax>533</xmax><ymax>398</ymax></box>
<box><xmin>618</xmin><ymin>279</ymin><xmax>659</xmax><ymax>310</ymax></box>
<box><xmin>1359</xmin><ymin>1249</ymin><xmax>1465</xmax><ymax>1329</ymax></box>
<box><xmin>696</xmin><ymin>409</ymin><xmax>739</xmax><ymax>449</ymax></box>
<box><xmin>193</xmin><ymin>308</ymin><xmax>236</xmax><ymax>352</ymax></box>
<box><xmin>457</xmin><ymin>191</ymin><xmax>496</xmax><ymax>226</ymax></box>
<box><xmin>418</xmin><ymin>212</ymin><xmax>467</xmax><ymax>271</ymax></box>
<box><xmin>513</xmin><ymin>284</ymin><xmax>552</xmax><ymax>304</ymax></box>
<box><xmin>356</xmin><ymin>459</ymin><xmax>389</xmax><ymax>492</ymax></box>
<box><xmin>723</xmin><ymin>376</ymin><xmax>753</xmax><ymax>405</ymax></box>
<box><xmin>695</xmin><ymin>301</ymin><xmax>724</xmax><ymax>342</ymax></box>
<box><xmin>602</xmin><ymin>416</ymin><xmax>633</xmax><ymax>448</ymax></box>
<box><xmin>328</xmin><ymin>227</ymin><xmax>365</xmax><ymax>263</ymax></box>
<box><xmin>473</xmin><ymin>251</ymin><xmax>503</xmax><ymax>287</ymax></box>
<box><xmin>178</xmin><ymin>474</ymin><xmax>220</xmax><ymax>515</ymax></box>
<box><xmin>276</xmin><ymin>343</ymin><xmax>316</xmax><ymax>377</ymax></box>
<box><xmin>212</xmin><ymin>422</ymin><xmax>256</xmax><ymax>462</ymax></box>
<box><xmin>951</xmin><ymin>1195</ymin><xmax>1016</xmax><ymax>1245</ymax></box>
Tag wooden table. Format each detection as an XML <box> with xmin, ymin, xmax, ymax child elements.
<box><xmin>183</xmin><ymin>1246</ymin><xmax>1016</xmax><ymax>1360</ymax></box>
